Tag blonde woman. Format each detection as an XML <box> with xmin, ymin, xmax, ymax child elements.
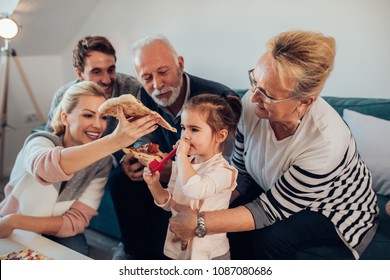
<box><xmin>0</xmin><ymin>81</ymin><xmax>158</xmax><ymax>255</ymax></box>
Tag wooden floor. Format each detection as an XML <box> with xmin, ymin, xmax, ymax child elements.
<box><xmin>0</xmin><ymin>177</ymin><xmax>119</xmax><ymax>260</ymax></box>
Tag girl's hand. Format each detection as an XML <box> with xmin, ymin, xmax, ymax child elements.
<box><xmin>143</xmin><ymin>168</ymin><xmax>169</xmax><ymax>205</ymax></box>
<box><xmin>176</xmin><ymin>139</ymin><xmax>190</xmax><ymax>156</ymax></box>
<box><xmin>143</xmin><ymin>167</ymin><xmax>161</xmax><ymax>188</ymax></box>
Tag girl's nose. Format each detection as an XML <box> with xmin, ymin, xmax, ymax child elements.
<box><xmin>182</xmin><ymin>131</ymin><xmax>190</xmax><ymax>140</ymax></box>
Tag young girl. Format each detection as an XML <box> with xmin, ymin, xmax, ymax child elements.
<box><xmin>0</xmin><ymin>81</ymin><xmax>158</xmax><ymax>255</ymax></box>
<box><xmin>143</xmin><ymin>93</ymin><xmax>242</xmax><ymax>260</ymax></box>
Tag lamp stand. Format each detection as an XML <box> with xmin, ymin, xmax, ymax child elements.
<box><xmin>0</xmin><ymin>41</ymin><xmax>45</xmax><ymax>178</ymax></box>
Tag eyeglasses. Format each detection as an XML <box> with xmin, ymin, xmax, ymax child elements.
<box><xmin>248</xmin><ymin>69</ymin><xmax>295</xmax><ymax>105</ymax></box>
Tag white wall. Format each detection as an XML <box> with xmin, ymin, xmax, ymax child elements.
<box><xmin>2</xmin><ymin>0</ymin><xmax>390</xmax><ymax>176</ymax></box>
<box><xmin>62</xmin><ymin>0</ymin><xmax>390</xmax><ymax>98</ymax></box>
<box><xmin>2</xmin><ymin>55</ymin><xmax>63</xmax><ymax>176</ymax></box>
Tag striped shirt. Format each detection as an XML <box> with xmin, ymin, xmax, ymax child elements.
<box><xmin>232</xmin><ymin>91</ymin><xmax>378</xmax><ymax>259</ymax></box>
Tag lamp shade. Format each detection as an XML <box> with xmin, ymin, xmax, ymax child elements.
<box><xmin>0</xmin><ymin>18</ymin><xmax>19</xmax><ymax>39</ymax></box>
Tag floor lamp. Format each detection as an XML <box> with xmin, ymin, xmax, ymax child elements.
<box><xmin>0</xmin><ymin>17</ymin><xmax>45</xmax><ymax>178</ymax></box>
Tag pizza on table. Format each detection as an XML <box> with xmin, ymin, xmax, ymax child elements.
<box><xmin>0</xmin><ymin>248</ymin><xmax>51</xmax><ymax>260</ymax></box>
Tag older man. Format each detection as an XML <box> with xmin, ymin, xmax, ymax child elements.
<box><xmin>109</xmin><ymin>35</ymin><xmax>236</xmax><ymax>260</ymax></box>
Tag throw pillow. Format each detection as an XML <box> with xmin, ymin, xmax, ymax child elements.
<box><xmin>343</xmin><ymin>109</ymin><xmax>390</xmax><ymax>196</ymax></box>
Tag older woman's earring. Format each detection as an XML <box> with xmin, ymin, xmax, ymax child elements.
<box><xmin>297</xmin><ymin>119</ymin><xmax>301</xmax><ymax>124</ymax></box>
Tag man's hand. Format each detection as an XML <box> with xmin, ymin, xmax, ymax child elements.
<box><xmin>121</xmin><ymin>153</ymin><xmax>145</xmax><ymax>181</ymax></box>
<box><xmin>169</xmin><ymin>200</ymin><xmax>197</xmax><ymax>241</ymax></box>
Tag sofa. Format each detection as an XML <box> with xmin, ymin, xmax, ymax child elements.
<box><xmin>88</xmin><ymin>93</ymin><xmax>390</xmax><ymax>259</ymax></box>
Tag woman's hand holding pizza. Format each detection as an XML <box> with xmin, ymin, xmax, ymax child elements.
<box><xmin>169</xmin><ymin>200</ymin><xmax>197</xmax><ymax>242</ymax></box>
<box><xmin>109</xmin><ymin>106</ymin><xmax>159</xmax><ymax>149</ymax></box>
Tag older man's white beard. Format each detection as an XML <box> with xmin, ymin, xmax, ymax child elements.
<box><xmin>151</xmin><ymin>79</ymin><xmax>182</xmax><ymax>107</ymax></box>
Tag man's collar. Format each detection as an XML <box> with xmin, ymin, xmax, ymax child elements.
<box><xmin>176</xmin><ymin>73</ymin><xmax>191</xmax><ymax>116</ymax></box>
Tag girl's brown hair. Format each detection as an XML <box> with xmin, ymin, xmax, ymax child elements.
<box><xmin>183</xmin><ymin>93</ymin><xmax>242</xmax><ymax>136</ymax></box>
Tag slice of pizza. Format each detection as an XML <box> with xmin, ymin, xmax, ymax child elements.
<box><xmin>0</xmin><ymin>248</ymin><xmax>51</xmax><ymax>260</ymax></box>
<box><xmin>122</xmin><ymin>143</ymin><xmax>165</xmax><ymax>161</ymax></box>
<box><xmin>98</xmin><ymin>94</ymin><xmax>177</xmax><ymax>133</ymax></box>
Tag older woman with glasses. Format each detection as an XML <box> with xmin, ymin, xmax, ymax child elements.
<box><xmin>169</xmin><ymin>30</ymin><xmax>378</xmax><ymax>260</ymax></box>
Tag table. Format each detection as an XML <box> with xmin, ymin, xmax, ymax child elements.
<box><xmin>0</xmin><ymin>229</ymin><xmax>91</xmax><ymax>260</ymax></box>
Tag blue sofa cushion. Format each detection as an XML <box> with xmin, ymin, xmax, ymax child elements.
<box><xmin>89</xmin><ymin>186</ymin><xmax>121</xmax><ymax>240</ymax></box>
<box><xmin>322</xmin><ymin>96</ymin><xmax>390</xmax><ymax>120</ymax></box>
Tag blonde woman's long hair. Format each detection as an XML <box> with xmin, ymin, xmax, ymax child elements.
<box><xmin>51</xmin><ymin>81</ymin><xmax>106</xmax><ymax>135</ymax></box>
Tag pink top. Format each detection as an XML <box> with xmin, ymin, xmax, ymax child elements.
<box><xmin>156</xmin><ymin>153</ymin><xmax>238</xmax><ymax>260</ymax></box>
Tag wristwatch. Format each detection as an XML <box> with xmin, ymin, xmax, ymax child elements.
<box><xmin>194</xmin><ymin>212</ymin><xmax>207</xmax><ymax>238</ymax></box>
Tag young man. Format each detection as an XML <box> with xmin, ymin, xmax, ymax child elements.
<box><xmin>46</xmin><ymin>36</ymin><xmax>141</xmax><ymax>138</ymax></box>
<box><xmin>109</xmin><ymin>35</ymin><xmax>237</xmax><ymax>259</ymax></box>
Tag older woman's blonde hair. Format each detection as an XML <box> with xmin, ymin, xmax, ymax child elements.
<box><xmin>267</xmin><ymin>30</ymin><xmax>336</xmax><ymax>98</ymax></box>
<box><xmin>51</xmin><ymin>81</ymin><xmax>106</xmax><ymax>135</ymax></box>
